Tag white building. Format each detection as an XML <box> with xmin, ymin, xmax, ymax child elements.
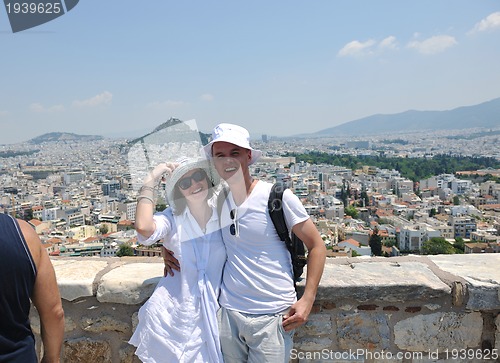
<box><xmin>117</xmin><ymin>201</ymin><xmax>137</xmax><ymax>221</ymax></box>
<box><xmin>64</xmin><ymin>171</ymin><xmax>85</xmax><ymax>185</ymax></box>
<box><xmin>398</xmin><ymin>223</ymin><xmax>441</xmax><ymax>251</ymax></box>
<box><xmin>338</xmin><ymin>239</ymin><xmax>372</xmax><ymax>256</ymax></box>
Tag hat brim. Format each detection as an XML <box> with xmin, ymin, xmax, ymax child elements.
<box><xmin>202</xmin><ymin>139</ymin><xmax>262</xmax><ymax>165</ymax></box>
<box><xmin>166</xmin><ymin>159</ymin><xmax>220</xmax><ymax>212</ymax></box>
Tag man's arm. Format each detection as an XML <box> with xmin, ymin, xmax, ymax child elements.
<box><xmin>282</xmin><ymin>218</ymin><xmax>326</xmax><ymax>332</ymax></box>
<box><xmin>19</xmin><ymin>220</ymin><xmax>65</xmax><ymax>363</ymax></box>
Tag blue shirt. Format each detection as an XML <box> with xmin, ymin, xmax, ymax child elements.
<box><xmin>0</xmin><ymin>214</ymin><xmax>37</xmax><ymax>362</ymax></box>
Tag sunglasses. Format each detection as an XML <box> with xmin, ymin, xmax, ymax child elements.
<box><xmin>177</xmin><ymin>169</ymin><xmax>207</xmax><ymax>190</ymax></box>
<box><xmin>230</xmin><ymin>209</ymin><xmax>239</xmax><ymax>237</ymax></box>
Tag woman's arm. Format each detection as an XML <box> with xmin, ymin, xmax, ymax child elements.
<box><xmin>135</xmin><ymin>162</ymin><xmax>177</xmax><ymax>238</ymax></box>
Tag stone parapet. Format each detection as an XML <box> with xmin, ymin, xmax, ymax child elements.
<box><xmin>30</xmin><ymin>255</ymin><xmax>500</xmax><ymax>362</ymax></box>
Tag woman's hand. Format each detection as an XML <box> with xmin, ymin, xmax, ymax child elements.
<box><xmin>144</xmin><ymin>162</ymin><xmax>178</xmax><ymax>186</ymax></box>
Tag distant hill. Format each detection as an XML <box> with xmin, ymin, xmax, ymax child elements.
<box><xmin>305</xmin><ymin>97</ymin><xmax>500</xmax><ymax>137</ymax></box>
<box><xmin>29</xmin><ymin>132</ymin><xmax>103</xmax><ymax>144</ymax></box>
<box><xmin>127</xmin><ymin>117</ymin><xmax>211</xmax><ymax>146</ymax></box>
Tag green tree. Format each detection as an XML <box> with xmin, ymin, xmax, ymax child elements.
<box><xmin>453</xmin><ymin>195</ymin><xmax>460</xmax><ymax>205</ymax></box>
<box><xmin>359</xmin><ymin>189</ymin><xmax>369</xmax><ymax>207</ymax></box>
<box><xmin>344</xmin><ymin>205</ymin><xmax>358</xmax><ymax>219</ymax></box>
<box><xmin>340</xmin><ymin>185</ymin><xmax>348</xmax><ymax>207</ymax></box>
<box><xmin>156</xmin><ymin>203</ymin><xmax>167</xmax><ymax>212</ymax></box>
<box><xmin>99</xmin><ymin>224</ymin><xmax>109</xmax><ymax>235</ymax></box>
<box><xmin>289</xmin><ymin>152</ymin><xmax>500</xmax><ymax>182</ymax></box>
<box><xmin>116</xmin><ymin>244</ymin><xmax>135</xmax><ymax>257</ymax></box>
<box><xmin>369</xmin><ymin>226</ymin><xmax>383</xmax><ymax>256</ymax></box>
<box><xmin>453</xmin><ymin>237</ymin><xmax>465</xmax><ymax>254</ymax></box>
<box><xmin>429</xmin><ymin>208</ymin><xmax>437</xmax><ymax>217</ymax></box>
<box><xmin>421</xmin><ymin>237</ymin><xmax>455</xmax><ymax>255</ymax></box>
<box><xmin>23</xmin><ymin>208</ymin><xmax>34</xmax><ymax>221</ymax></box>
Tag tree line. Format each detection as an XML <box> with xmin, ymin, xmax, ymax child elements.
<box><xmin>0</xmin><ymin>150</ymin><xmax>39</xmax><ymax>158</ymax></box>
<box><xmin>288</xmin><ymin>152</ymin><xmax>500</xmax><ymax>182</ymax></box>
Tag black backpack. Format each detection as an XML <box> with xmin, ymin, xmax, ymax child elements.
<box><xmin>216</xmin><ymin>182</ymin><xmax>307</xmax><ymax>283</ymax></box>
<box><xmin>267</xmin><ymin>182</ymin><xmax>307</xmax><ymax>283</ymax></box>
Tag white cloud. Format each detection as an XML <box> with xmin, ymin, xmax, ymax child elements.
<box><xmin>407</xmin><ymin>35</ymin><xmax>457</xmax><ymax>55</ymax></box>
<box><xmin>379</xmin><ymin>36</ymin><xmax>398</xmax><ymax>50</ymax></box>
<box><xmin>338</xmin><ymin>37</ymin><xmax>397</xmax><ymax>57</ymax></box>
<box><xmin>146</xmin><ymin>99</ymin><xmax>189</xmax><ymax>109</ymax></box>
<box><xmin>338</xmin><ymin>39</ymin><xmax>376</xmax><ymax>57</ymax></box>
<box><xmin>200</xmin><ymin>93</ymin><xmax>215</xmax><ymax>102</ymax></box>
<box><xmin>29</xmin><ymin>103</ymin><xmax>65</xmax><ymax>113</ymax></box>
<box><xmin>469</xmin><ymin>12</ymin><xmax>500</xmax><ymax>34</ymax></box>
<box><xmin>73</xmin><ymin>91</ymin><xmax>113</xmax><ymax>107</ymax></box>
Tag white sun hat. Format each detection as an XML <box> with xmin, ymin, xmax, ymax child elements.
<box><xmin>202</xmin><ymin>123</ymin><xmax>262</xmax><ymax>165</ymax></box>
<box><xmin>165</xmin><ymin>158</ymin><xmax>220</xmax><ymax>213</ymax></box>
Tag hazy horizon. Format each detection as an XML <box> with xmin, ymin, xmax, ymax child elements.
<box><xmin>1</xmin><ymin>1</ymin><xmax>500</xmax><ymax>144</ymax></box>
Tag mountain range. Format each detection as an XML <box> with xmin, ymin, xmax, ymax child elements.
<box><xmin>28</xmin><ymin>132</ymin><xmax>103</xmax><ymax>144</ymax></box>
<box><xmin>126</xmin><ymin>117</ymin><xmax>210</xmax><ymax>147</ymax></box>
<box><xmin>298</xmin><ymin>97</ymin><xmax>500</xmax><ymax>138</ymax></box>
<box><xmin>25</xmin><ymin>98</ymin><xmax>500</xmax><ymax>143</ymax></box>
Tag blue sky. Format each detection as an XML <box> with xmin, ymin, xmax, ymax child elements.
<box><xmin>1</xmin><ymin>1</ymin><xmax>499</xmax><ymax>144</ymax></box>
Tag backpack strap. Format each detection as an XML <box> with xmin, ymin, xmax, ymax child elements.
<box><xmin>268</xmin><ymin>182</ymin><xmax>293</xmax><ymax>253</ymax></box>
<box><xmin>269</xmin><ymin>182</ymin><xmax>308</xmax><ymax>285</ymax></box>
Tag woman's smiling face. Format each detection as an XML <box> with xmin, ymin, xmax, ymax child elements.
<box><xmin>177</xmin><ymin>168</ymin><xmax>209</xmax><ymax>202</ymax></box>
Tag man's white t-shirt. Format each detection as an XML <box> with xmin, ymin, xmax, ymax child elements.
<box><xmin>218</xmin><ymin>180</ymin><xmax>309</xmax><ymax>314</ymax></box>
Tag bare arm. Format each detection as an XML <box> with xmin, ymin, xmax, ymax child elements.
<box><xmin>282</xmin><ymin>218</ymin><xmax>326</xmax><ymax>331</ymax></box>
<box><xmin>135</xmin><ymin>162</ymin><xmax>177</xmax><ymax>238</ymax></box>
<box><xmin>19</xmin><ymin>220</ymin><xmax>64</xmax><ymax>363</ymax></box>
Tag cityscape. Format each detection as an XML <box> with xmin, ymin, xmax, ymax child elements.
<box><xmin>1</xmin><ymin>122</ymin><xmax>499</xmax><ymax>260</ymax></box>
<box><xmin>2</xmin><ymin>4</ymin><xmax>500</xmax><ymax>361</ymax></box>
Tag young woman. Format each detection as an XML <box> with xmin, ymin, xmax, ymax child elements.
<box><xmin>129</xmin><ymin>158</ymin><xmax>226</xmax><ymax>363</ymax></box>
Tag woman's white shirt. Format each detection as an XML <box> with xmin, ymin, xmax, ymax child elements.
<box><xmin>129</xmin><ymin>206</ymin><xmax>226</xmax><ymax>363</ymax></box>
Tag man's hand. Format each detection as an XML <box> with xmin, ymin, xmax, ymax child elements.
<box><xmin>161</xmin><ymin>246</ymin><xmax>180</xmax><ymax>277</ymax></box>
<box><xmin>281</xmin><ymin>296</ymin><xmax>313</xmax><ymax>332</ymax></box>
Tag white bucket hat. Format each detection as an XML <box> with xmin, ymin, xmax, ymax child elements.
<box><xmin>202</xmin><ymin>123</ymin><xmax>262</xmax><ymax>165</ymax></box>
<box><xmin>165</xmin><ymin>158</ymin><xmax>220</xmax><ymax>213</ymax></box>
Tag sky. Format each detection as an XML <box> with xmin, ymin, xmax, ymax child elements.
<box><xmin>1</xmin><ymin>1</ymin><xmax>500</xmax><ymax>145</ymax></box>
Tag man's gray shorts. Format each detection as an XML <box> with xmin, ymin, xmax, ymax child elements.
<box><xmin>219</xmin><ymin>307</ymin><xmax>294</xmax><ymax>363</ymax></box>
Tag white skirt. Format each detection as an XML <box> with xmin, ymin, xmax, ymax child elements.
<box><xmin>129</xmin><ymin>277</ymin><xmax>208</xmax><ymax>363</ymax></box>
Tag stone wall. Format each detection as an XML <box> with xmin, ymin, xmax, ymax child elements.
<box><xmin>31</xmin><ymin>255</ymin><xmax>500</xmax><ymax>362</ymax></box>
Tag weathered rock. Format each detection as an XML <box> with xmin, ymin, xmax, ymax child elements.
<box><xmin>429</xmin><ymin>254</ymin><xmax>500</xmax><ymax>310</ymax></box>
<box><xmin>80</xmin><ymin>315</ymin><xmax>130</xmax><ymax>333</ymax></box>
<box><xmin>394</xmin><ymin>312</ymin><xmax>482</xmax><ymax>351</ymax></box>
<box><xmin>337</xmin><ymin>312</ymin><xmax>391</xmax><ymax>350</ymax></box>
<box><xmin>119</xmin><ymin>344</ymin><xmax>141</xmax><ymax>363</ymax></box>
<box><xmin>96</xmin><ymin>263</ymin><xmax>163</xmax><ymax>304</ymax></box>
<box><xmin>63</xmin><ymin>337</ymin><xmax>112</xmax><ymax>362</ymax></box>
<box><xmin>293</xmin><ymin>337</ymin><xmax>333</xmax><ymax>352</ymax></box>
<box><xmin>296</xmin><ymin>314</ymin><xmax>332</xmax><ymax>337</ymax></box>
<box><xmin>52</xmin><ymin>259</ymin><xmax>108</xmax><ymax>301</ymax></box>
<box><xmin>131</xmin><ymin>311</ymin><xmax>139</xmax><ymax>331</ymax></box>
<box><xmin>496</xmin><ymin>314</ymin><xmax>500</xmax><ymax>353</ymax></box>
<box><xmin>317</xmin><ymin>261</ymin><xmax>451</xmax><ymax>302</ymax></box>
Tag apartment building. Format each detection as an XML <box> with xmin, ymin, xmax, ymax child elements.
<box><xmin>451</xmin><ymin>216</ymin><xmax>477</xmax><ymax>239</ymax></box>
<box><xmin>399</xmin><ymin>223</ymin><xmax>441</xmax><ymax>251</ymax></box>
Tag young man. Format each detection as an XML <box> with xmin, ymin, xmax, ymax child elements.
<box><xmin>163</xmin><ymin>123</ymin><xmax>326</xmax><ymax>362</ymax></box>
<box><xmin>209</xmin><ymin>123</ymin><xmax>326</xmax><ymax>362</ymax></box>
